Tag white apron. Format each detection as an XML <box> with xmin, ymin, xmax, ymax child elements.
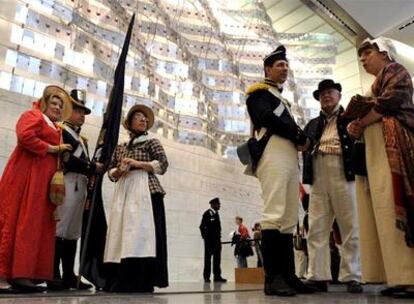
<box><xmin>104</xmin><ymin>170</ymin><xmax>156</xmax><ymax>263</ymax></box>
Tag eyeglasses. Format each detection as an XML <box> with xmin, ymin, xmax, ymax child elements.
<box><xmin>132</xmin><ymin>113</ymin><xmax>148</xmax><ymax>122</ymax></box>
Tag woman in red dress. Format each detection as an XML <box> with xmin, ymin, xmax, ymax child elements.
<box><xmin>0</xmin><ymin>85</ymin><xmax>72</xmax><ymax>292</ymax></box>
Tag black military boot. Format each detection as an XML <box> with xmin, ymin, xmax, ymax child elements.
<box><xmin>47</xmin><ymin>238</ymin><xmax>65</xmax><ymax>290</ymax></box>
<box><xmin>280</xmin><ymin>233</ymin><xmax>314</xmax><ymax>294</ymax></box>
<box><xmin>261</xmin><ymin>230</ymin><xmax>296</xmax><ymax>297</ymax></box>
<box><xmin>62</xmin><ymin>239</ymin><xmax>92</xmax><ymax>290</ymax></box>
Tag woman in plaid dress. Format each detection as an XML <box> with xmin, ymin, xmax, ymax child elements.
<box><xmin>103</xmin><ymin>104</ymin><xmax>169</xmax><ymax>292</ymax></box>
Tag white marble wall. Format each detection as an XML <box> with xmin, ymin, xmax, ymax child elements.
<box><xmin>0</xmin><ymin>89</ymin><xmax>263</xmax><ymax>282</ymax></box>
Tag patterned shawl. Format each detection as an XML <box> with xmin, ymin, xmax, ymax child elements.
<box><xmin>370</xmin><ymin>63</ymin><xmax>414</xmax><ymax>247</ymax></box>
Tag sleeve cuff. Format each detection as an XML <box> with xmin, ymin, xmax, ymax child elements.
<box><xmin>108</xmin><ymin>168</ymin><xmax>118</xmax><ymax>182</ymax></box>
<box><xmin>89</xmin><ymin>162</ymin><xmax>97</xmax><ymax>174</ymax></box>
<box><xmin>373</xmin><ymin>103</ymin><xmax>387</xmax><ymax>115</ymax></box>
<box><xmin>296</xmin><ymin>130</ymin><xmax>307</xmax><ymax>146</ymax></box>
<box><xmin>150</xmin><ymin>160</ymin><xmax>162</xmax><ymax>174</ymax></box>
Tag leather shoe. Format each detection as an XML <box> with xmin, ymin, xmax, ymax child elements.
<box><xmin>346</xmin><ymin>281</ymin><xmax>363</xmax><ymax>293</ymax></box>
<box><xmin>285</xmin><ymin>275</ymin><xmax>314</xmax><ymax>294</ymax></box>
<box><xmin>304</xmin><ymin>280</ymin><xmax>328</xmax><ymax>292</ymax></box>
<box><xmin>381</xmin><ymin>286</ymin><xmax>405</xmax><ymax>296</ymax></box>
<box><xmin>204</xmin><ymin>278</ymin><xmax>211</xmax><ymax>283</ymax></box>
<box><xmin>63</xmin><ymin>276</ymin><xmax>93</xmax><ymax>290</ymax></box>
<box><xmin>47</xmin><ymin>279</ymin><xmax>65</xmax><ymax>291</ymax></box>
<box><xmin>393</xmin><ymin>289</ymin><xmax>414</xmax><ymax>298</ymax></box>
<box><xmin>214</xmin><ymin>277</ymin><xmax>227</xmax><ymax>283</ymax></box>
<box><xmin>0</xmin><ymin>287</ymin><xmax>16</xmax><ymax>294</ymax></box>
<box><xmin>264</xmin><ymin>275</ymin><xmax>296</xmax><ymax>297</ymax></box>
<box><xmin>9</xmin><ymin>281</ymin><xmax>46</xmax><ymax>293</ymax></box>
<box><xmin>77</xmin><ymin>280</ymin><xmax>93</xmax><ymax>290</ymax></box>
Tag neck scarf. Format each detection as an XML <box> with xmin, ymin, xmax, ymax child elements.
<box><xmin>127</xmin><ymin>133</ymin><xmax>148</xmax><ymax>149</ymax></box>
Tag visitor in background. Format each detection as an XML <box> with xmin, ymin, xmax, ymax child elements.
<box><xmin>233</xmin><ymin>216</ymin><xmax>251</xmax><ymax>268</ymax></box>
<box><xmin>252</xmin><ymin>222</ymin><xmax>263</xmax><ymax>267</ymax></box>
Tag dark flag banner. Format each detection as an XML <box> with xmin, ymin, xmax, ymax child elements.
<box><xmin>80</xmin><ymin>13</ymin><xmax>136</xmax><ymax>288</ymax></box>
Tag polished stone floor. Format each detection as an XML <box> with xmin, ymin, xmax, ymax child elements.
<box><xmin>0</xmin><ymin>283</ymin><xmax>413</xmax><ymax>304</ymax></box>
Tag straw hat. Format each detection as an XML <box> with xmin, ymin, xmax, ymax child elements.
<box><xmin>123</xmin><ymin>104</ymin><xmax>155</xmax><ymax>131</ymax></box>
<box><xmin>38</xmin><ymin>85</ymin><xmax>72</xmax><ymax>121</ymax></box>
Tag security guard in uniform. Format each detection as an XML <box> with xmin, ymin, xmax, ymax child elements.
<box><xmin>199</xmin><ymin>198</ymin><xmax>227</xmax><ymax>283</ymax></box>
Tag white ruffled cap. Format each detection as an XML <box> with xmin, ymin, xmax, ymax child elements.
<box><xmin>360</xmin><ymin>37</ymin><xmax>397</xmax><ymax>61</ymax></box>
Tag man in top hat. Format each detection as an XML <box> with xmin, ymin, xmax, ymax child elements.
<box><xmin>50</xmin><ymin>89</ymin><xmax>104</xmax><ymax>290</ymax></box>
<box><xmin>245</xmin><ymin>45</ymin><xmax>312</xmax><ymax>297</ymax></box>
<box><xmin>302</xmin><ymin>79</ymin><xmax>362</xmax><ymax>293</ymax></box>
<box><xmin>199</xmin><ymin>198</ymin><xmax>227</xmax><ymax>283</ymax></box>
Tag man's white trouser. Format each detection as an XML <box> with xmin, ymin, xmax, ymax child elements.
<box><xmin>256</xmin><ymin>134</ymin><xmax>299</xmax><ymax>233</ymax></box>
<box><xmin>306</xmin><ymin>154</ymin><xmax>361</xmax><ymax>282</ymax></box>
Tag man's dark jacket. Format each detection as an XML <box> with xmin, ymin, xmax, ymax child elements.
<box><xmin>302</xmin><ymin>106</ymin><xmax>355</xmax><ymax>185</ymax></box>
<box><xmin>246</xmin><ymin>84</ymin><xmax>307</xmax><ymax>146</ymax></box>
<box><xmin>199</xmin><ymin>209</ymin><xmax>221</xmax><ymax>244</ymax></box>
<box><xmin>61</xmin><ymin>125</ymin><xmax>97</xmax><ymax>175</ymax></box>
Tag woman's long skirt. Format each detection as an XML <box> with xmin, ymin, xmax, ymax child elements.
<box><xmin>103</xmin><ymin>193</ymin><xmax>168</xmax><ymax>292</ymax></box>
<box><xmin>356</xmin><ymin>122</ymin><xmax>414</xmax><ymax>285</ymax></box>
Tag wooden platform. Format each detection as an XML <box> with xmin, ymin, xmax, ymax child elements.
<box><xmin>235</xmin><ymin>267</ymin><xmax>264</xmax><ymax>284</ymax></box>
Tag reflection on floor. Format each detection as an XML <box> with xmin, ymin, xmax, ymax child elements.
<box><xmin>0</xmin><ymin>283</ymin><xmax>411</xmax><ymax>304</ymax></box>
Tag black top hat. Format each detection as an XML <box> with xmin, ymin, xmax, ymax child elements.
<box><xmin>70</xmin><ymin>89</ymin><xmax>91</xmax><ymax>114</ymax></box>
<box><xmin>313</xmin><ymin>79</ymin><xmax>342</xmax><ymax>101</ymax></box>
<box><xmin>209</xmin><ymin>197</ymin><xmax>220</xmax><ymax>205</ymax></box>
<box><xmin>263</xmin><ymin>45</ymin><xmax>288</xmax><ymax>67</ymax></box>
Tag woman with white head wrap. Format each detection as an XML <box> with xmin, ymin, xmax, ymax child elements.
<box><xmin>345</xmin><ymin>37</ymin><xmax>414</xmax><ymax>298</ymax></box>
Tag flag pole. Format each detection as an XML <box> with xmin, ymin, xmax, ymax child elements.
<box><xmin>78</xmin><ymin>174</ymin><xmax>102</xmax><ymax>287</ymax></box>
<box><xmin>78</xmin><ymin>14</ymin><xmax>135</xmax><ymax>288</ymax></box>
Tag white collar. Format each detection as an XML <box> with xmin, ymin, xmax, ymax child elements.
<box><xmin>131</xmin><ymin>134</ymin><xmax>149</xmax><ymax>145</ymax></box>
<box><xmin>42</xmin><ymin>113</ymin><xmax>57</xmax><ymax>130</ymax></box>
<box><xmin>209</xmin><ymin>208</ymin><xmax>217</xmax><ymax>214</ymax></box>
<box><xmin>125</xmin><ymin>134</ymin><xmax>149</xmax><ymax>148</ymax></box>
<box><xmin>276</xmin><ymin>82</ymin><xmax>284</xmax><ymax>90</ymax></box>
<box><xmin>64</xmin><ymin>122</ymin><xmax>81</xmax><ymax>133</ymax></box>
<box><xmin>322</xmin><ymin>103</ymin><xmax>341</xmax><ymax>118</ymax></box>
